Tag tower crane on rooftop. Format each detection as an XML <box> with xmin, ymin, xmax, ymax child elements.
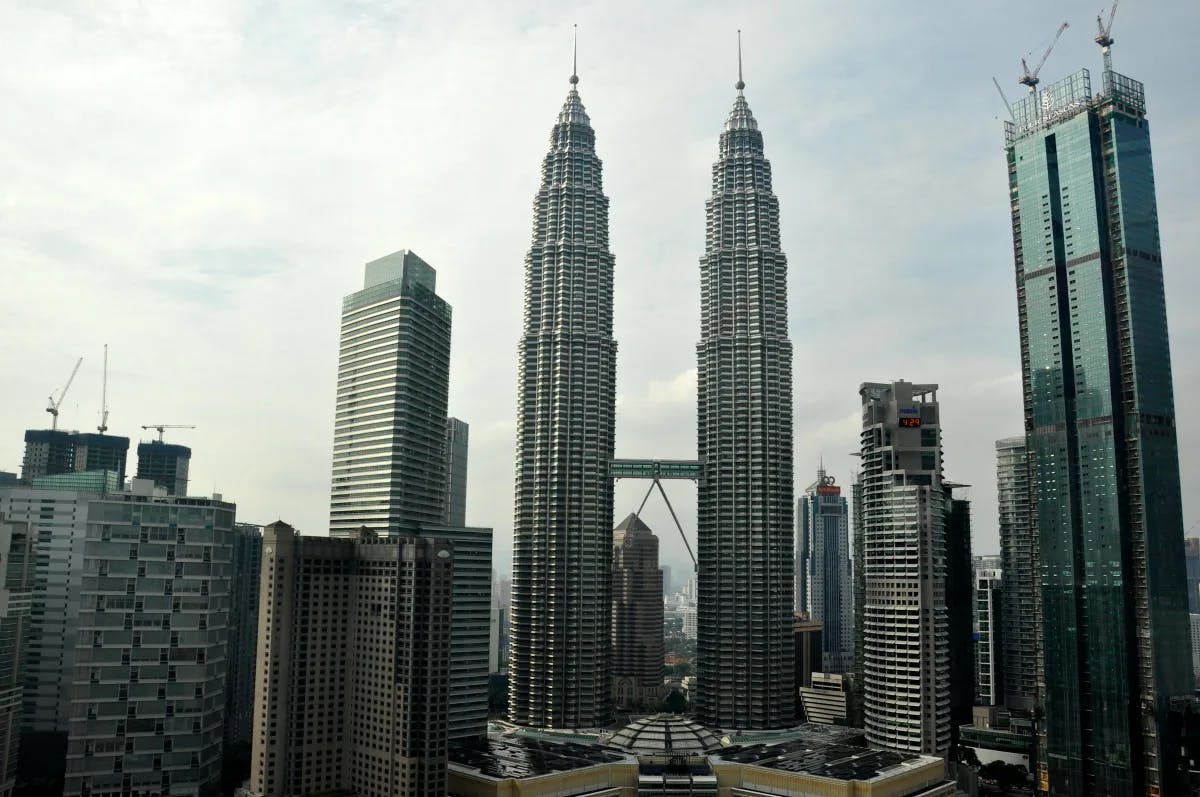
<box><xmin>1019</xmin><ymin>21</ymin><xmax>1070</xmax><ymax>93</ymax></box>
<box><xmin>141</xmin><ymin>424</ymin><xmax>196</xmax><ymax>443</ymax></box>
<box><xmin>1096</xmin><ymin>1</ymin><xmax>1119</xmax><ymax>72</ymax></box>
<box><xmin>97</xmin><ymin>344</ymin><xmax>110</xmax><ymax>434</ymax></box>
<box><xmin>46</xmin><ymin>356</ymin><xmax>83</xmax><ymax>431</ymax></box>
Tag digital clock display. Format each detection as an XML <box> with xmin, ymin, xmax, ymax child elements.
<box><xmin>898</xmin><ymin>416</ymin><xmax>922</xmax><ymax>428</ymax></box>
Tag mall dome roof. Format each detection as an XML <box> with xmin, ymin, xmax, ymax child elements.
<box><xmin>607</xmin><ymin>714</ymin><xmax>723</xmax><ymax>755</ymax></box>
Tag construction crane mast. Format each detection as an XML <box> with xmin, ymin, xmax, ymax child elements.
<box><xmin>1096</xmin><ymin>1</ymin><xmax>1119</xmax><ymax>73</ymax></box>
<box><xmin>1019</xmin><ymin>21</ymin><xmax>1070</xmax><ymax>93</ymax></box>
<box><xmin>97</xmin><ymin>344</ymin><xmax>110</xmax><ymax>434</ymax></box>
<box><xmin>141</xmin><ymin>424</ymin><xmax>196</xmax><ymax>443</ymax></box>
<box><xmin>46</xmin><ymin>357</ymin><xmax>83</xmax><ymax>431</ymax></box>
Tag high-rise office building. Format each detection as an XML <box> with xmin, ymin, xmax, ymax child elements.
<box><xmin>695</xmin><ymin>59</ymin><xmax>795</xmax><ymax>731</ymax></box>
<box><xmin>1186</xmin><ymin>539</ymin><xmax>1200</xmax><ymax>614</ymax></box>
<box><xmin>1005</xmin><ymin>51</ymin><xmax>1191</xmax><ymax>794</ymax></box>
<box><xmin>858</xmin><ymin>381</ymin><xmax>948</xmax><ymax>756</ymax></box>
<box><xmin>995</xmin><ymin>437</ymin><xmax>1038</xmax><ymax>713</ymax></box>
<box><xmin>225</xmin><ymin>523</ymin><xmax>262</xmax><ymax>747</ymax></box>
<box><xmin>248</xmin><ymin>523</ymin><xmax>453</xmax><ymax>797</ymax></box>
<box><xmin>945</xmin><ymin>491</ymin><xmax>975</xmax><ymax>744</ymax></box>
<box><xmin>427</xmin><ymin>524</ymin><xmax>492</xmax><ymax>740</ymax></box>
<box><xmin>443</xmin><ymin>417</ymin><xmax>468</xmax><ymax>526</ymax></box>
<box><xmin>797</xmin><ymin>467</ymin><xmax>853</xmax><ymax>674</ymax></box>
<box><xmin>508</xmin><ymin>65</ymin><xmax>617</xmax><ymax>729</ymax></box>
<box><xmin>21</xmin><ymin>430</ymin><xmax>75</xmax><ymax>480</ymax></box>
<box><xmin>21</xmin><ymin>431</ymin><xmax>130</xmax><ymax>484</ymax></box>
<box><xmin>0</xmin><ymin>516</ymin><xmax>32</xmax><ymax>797</ymax></box>
<box><xmin>329</xmin><ymin>250</ymin><xmax>452</xmax><ymax>536</ymax></box>
<box><xmin>611</xmin><ymin>514</ymin><xmax>664</xmax><ymax>709</ymax></box>
<box><xmin>64</xmin><ymin>480</ymin><xmax>235</xmax><ymax>797</ymax></box>
<box><xmin>488</xmin><ymin>606</ymin><xmax>508</xmax><ymax>674</ymax></box>
<box><xmin>72</xmin><ymin>433</ymin><xmax>129</xmax><ymax>483</ymax></box>
<box><xmin>135</xmin><ymin>440</ymin><xmax>191</xmax><ymax>496</ymax></box>
<box><xmin>974</xmin><ymin>563</ymin><xmax>1004</xmax><ymax>707</ymax></box>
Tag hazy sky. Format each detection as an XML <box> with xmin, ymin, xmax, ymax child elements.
<box><xmin>2</xmin><ymin>1</ymin><xmax>1197</xmax><ymax>579</ymax></box>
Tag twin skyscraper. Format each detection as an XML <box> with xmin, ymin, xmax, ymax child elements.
<box><xmin>508</xmin><ymin>40</ymin><xmax>796</xmax><ymax>729</ymax></box>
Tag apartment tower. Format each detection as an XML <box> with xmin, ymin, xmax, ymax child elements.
<box><xmin>858</xmin><ymin>381</ymin><xmax>948</xmax><ymax>755</ymax></box>
<box><xmin>508</xmin><ymin>62</ymin><xmax>618</xmax><ymax>728</ymax></box>
<box><xmin>248</xmin><ymin>523</ymin><xmax>453</xmax><ymax>797</ymax></box>
<box><xmin>1004</xmin><ymin>46</ymin><xmax>1191</xmax><ymax>793</ymax></box>
<box><xmin>696</xmin><ymin>52</ymin><xmax>795</xmax><ymax>729</ymax></box>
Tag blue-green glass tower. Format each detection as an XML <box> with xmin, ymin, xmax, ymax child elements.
<box><xmin>1005</xmin><ymin>52</ymin><xmax>1191</xmax><ymax>795</ymax></box>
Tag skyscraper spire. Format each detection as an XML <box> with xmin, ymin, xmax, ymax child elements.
<box><xmin>509</xmin><ymin>51</ymin><xmax>617</xmax><ymax>730</ymax></box>
<box><xmin>570</xmin><ymin>23</ymin><xmax>578</xmax><ymax>86</ymax></box>
<box><xmin>736</xmin><ymin>29</ymin><xmax>745</xmax><ymax>92</ymax></box>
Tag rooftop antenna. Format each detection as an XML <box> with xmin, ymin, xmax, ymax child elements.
<box><xmin>1095</xmin><ymin>1</ymin><xmax>1119</xmax><ymax>73</ymax></box>
<box><xmin>97</xmin><ymin>344</ymin><xmax>110</xmax><ymax>434</ymax></box>
<box><xmin>46</xmin><ymin>356</ymin><xmax>83</xmax><ymax>431</ymax></box>
<box><xmin>569</xmin><ymin>24</ymin><xmax>578</xmax><ymax>86</ymax></box>
<box><xmin>993</xmin><ymin>76</ymin><xmax>1016</xmax><ymax>121</ymax></box>
<box><xmin>736</xmin><ymin>29</ymin><xmax>745</xmax><ymax>93</ymax></box>
<box><xmin>1019</xmin><ymin>21</ymin><xmax>1070</xmax><ymax>94</ymax></box>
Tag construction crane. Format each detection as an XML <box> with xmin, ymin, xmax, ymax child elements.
<box><xmin>1095</xmin><ymin>1</ymin><xmax>1119</xmax><ymax>72</ymax></box>
<box><xmin>1019</xmin><ymin>21</ymin><xmax>1070</xmax><ymax>93</ymax></box>
<box><xmin>141</xmin><ymin>424</ymin><xmax>196</xmax><ymax>443</ymax></box>
<box><xmin>993</xmin><ymin>76</ymin><xmax>1016</xmax><ymax>121</ymax></box>
<box><xmin>46</xmin><ymin>357</ymin><xmax>83</xmax><ymax>430</ymax></box>
<box><xmin>97</xmin><ymin>344</ymin><xmax>110</xmax><ymax>434</ymax></box>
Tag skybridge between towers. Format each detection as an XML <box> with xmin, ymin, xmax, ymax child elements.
<box><xmin>609</xmin><ymin>459</ymin><xmax>702</xmax><ymax>569</ymax></box>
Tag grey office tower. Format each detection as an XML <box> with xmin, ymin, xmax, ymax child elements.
<box><xmin>695</xmin><ymin>62</ymin><xmax>795</xmax><ymax>729</ymax></box>
<box><xmin>508</xmin><ymin>65</ymin><xmax>617</xmax><ymax>728</ymax></box>
<box><xmin>329</xmin><ymin>250</ymin><xmax>451</xmax><ymax>536</ymax></box>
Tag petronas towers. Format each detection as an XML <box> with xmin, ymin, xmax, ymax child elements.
<box><xmin>509</xmin><ymin>45</ymin><xmax>794</xmax><ymax>729</ymax></box>
<box><xmin>508</xmin><ymin>68</ymin><xmax>618</xmax><ymax>728</ymax></box>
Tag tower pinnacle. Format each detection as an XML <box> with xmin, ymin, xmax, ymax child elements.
<box><xmin>570</xmin><ymin>24</ymin><xmax>579</xmax><ymax>85</ymax></box>
<box><xmin>736</xmin><ymin>29</ymin><xmax>745</xmax><ymax>92</ymax></box>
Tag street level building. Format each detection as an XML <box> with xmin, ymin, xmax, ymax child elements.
<box><xmin>611</xmin><ymin>514</ymin><xmax>664</xmax><ymax>709</ymax></box>
<box><xmin>329</xmin><ymin>250</ymin><xmax>452</xmax><ymax>536</ymax></box>
<box><xmin>797</xmin><ymin>467</ymin><xmax>853</xmax><ymax>674</ymax></box>
<box><xmin>793</xmin><ymin>615</ymin><xmax>822</xmax><ymax>722</ymax></box>
<box><xmin>508</xmin><ymin>66</ymin><xmax>617</xmax><ymax>729</ymax></box>
<box><xmin>696</xmin><ymin>59</ymin><xmax>795</xmax><ymax>731</ymax></box>
<box><xmin>858</xmin><ymin>381</ymin><xmax>949</xmax><ymax>756</ymax></box>
<box><xmin>799</xmin><ymin>672</ymin><xmax>853</xmax><ymax>727</ymax></box>
<box><xmin>0</xmin><ymin>516</ymin><xmax>33</xmax><ymax>797</ymax></box>
<box><xmin>247</xmin><ymin>523</ymin><xmax>454</xmax><ymax>797</ymax></box>
<box><xmin>64</xmin><ymin>480</ymin><xmax>236</xmax><ymax>797</ymax></box>
<box><xmin>1004</xmin><ymin>52</ymin><xmax>1192</xmax><ymax>794</ymax></box>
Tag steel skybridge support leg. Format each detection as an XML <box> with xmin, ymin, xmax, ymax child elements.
<box><xmin>655</xmin><ymin>478</ymin><xmax>697</xmax><ymax>569</ymax></box>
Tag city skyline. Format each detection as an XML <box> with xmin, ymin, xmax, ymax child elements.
<box><xmin>2</xmin><ymin>4</ymin><xmax>1199</xmax><ymax>578</ymax></box>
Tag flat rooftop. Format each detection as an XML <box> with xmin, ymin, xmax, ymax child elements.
<box><xmin>448</xmin><ymin>735</ymin><xmax>628</xmax><ymax>780</ymax></box>
<box><xmin>712</xmin><ymin>724</ymin><xmax>928</xmax><ymax>782</ymax></box>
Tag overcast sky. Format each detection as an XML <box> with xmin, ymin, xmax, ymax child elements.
<box><xmin>2</xmin><ymin>1</ymin><xmax>1197</xmax><ymax>580</ymax></box>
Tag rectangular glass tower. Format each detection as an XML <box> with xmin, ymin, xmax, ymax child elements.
<box><xmin>1006</xmin><ymin>65</ymin><xmax>1191</xmax><ymax>796</ymax></box>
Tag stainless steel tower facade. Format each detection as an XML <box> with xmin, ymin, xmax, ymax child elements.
<box><xmin>508</xmin><ymin>68</ymin><xmax>617</xmax><ymax>728</ymax></box>
<box><xmin>695</xmin><ymin>71</ymin><xmax>795</xmax><ymax>729</ymax></box>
